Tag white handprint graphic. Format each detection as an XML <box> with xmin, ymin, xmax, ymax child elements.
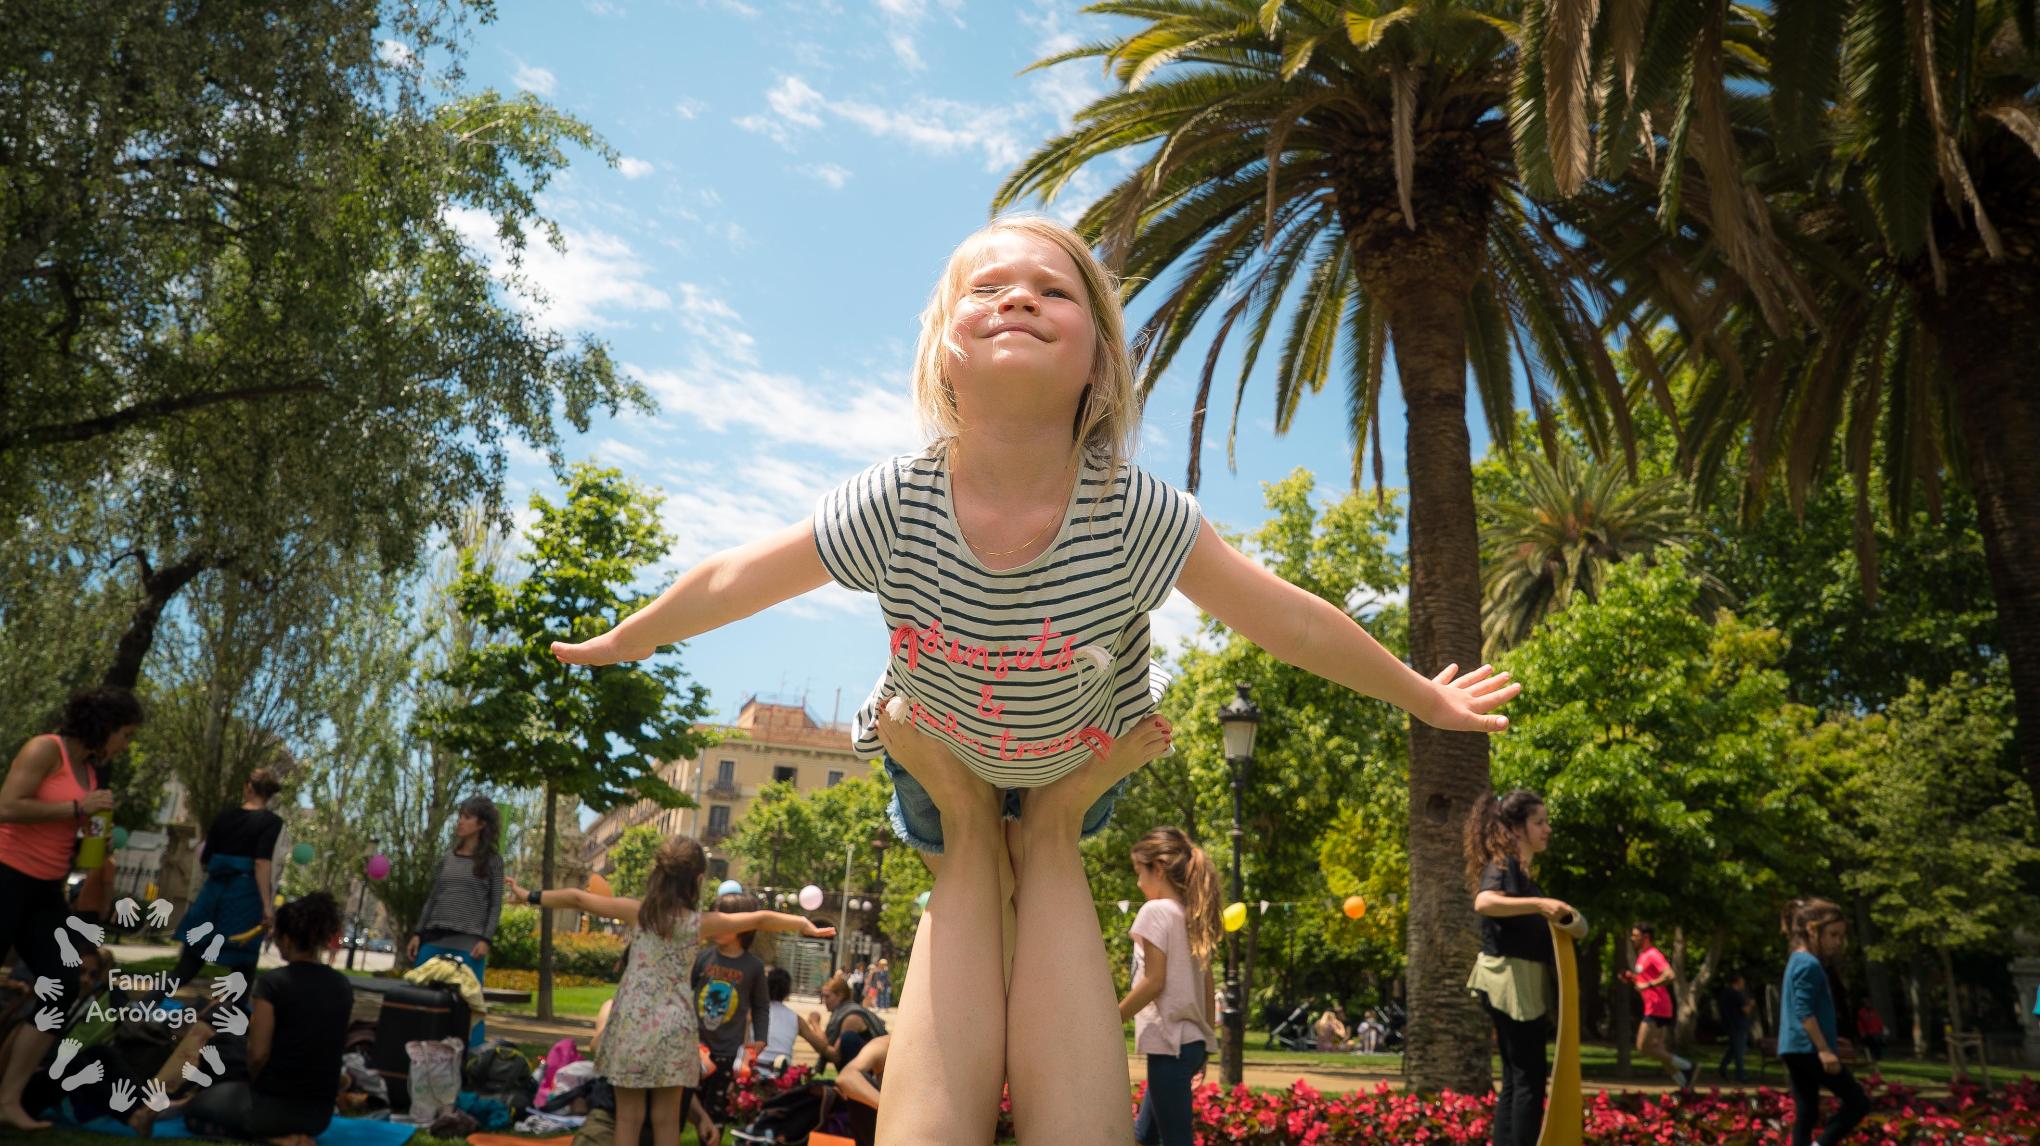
<box><xmin>60</xmin><ymin>1060</ymin><xmax>103</xmax><ymax>1092</ymax></box>
<box><xmin>180</xmin><ymin>1061</ymin><xmax>214</xmax><ymax>1088</ymax></box>
<box><xmin>211</xmin><ymin>1007</ymin><xmax>249</xmax><ymax>1037</ymax></box>
<box><xmin>32</xmin><ymin>1007</ymin><xmax>63</xmax><ymax>1032</ymax></box>
<box><xmin>33</xmin><ymin>976</ymin><xmax>62</xmax><ymax>1002</ymax></box>
<box><xmin>147</xmin><ymin>899</ymin><xmax>174</xmax><ymax>927</ymax></box>
<box><xmin>108</xmin><ymin>1078</ymin><xmax>137</xmax><ymax>1113</ymax></box>
<box><xmin>142</xmin><ymin>1079</ymin><xmax>171</xmax><ymax>1112</ymax></box>
<box><xmin>200</xmin><ymin>1045</ymin><xmax>225</xmax><ymax>1077</ymax></box>
<box><xmin>65</xmin><ymin>915</ymin><xmax>106</xmax><ymax>945</ymax></box>
<box><xmin>184</xmin><ymin>921</ymin><xmax>214</xmax><ymax>945</ymax></box>
<box><xmin>203</xmin><ymin>933</ymin><xmax>225</xmax><ymax>963</ymax></box>
<box><xmin>47</xmin><ymin>1038</ymin><xmax>81</xmax><ymax>1080</ymax></box>
<box><xmin>114</xmin><ymin>898</ymin><xmax>141</xmax><ymax>927</ymax></box>
<box><xmin>52</xmin><ymin>927</ymin><xmax>80</xmax><ymax>967</ymax></box>
<box><xmin>210</xmin><ymin>971</ymin><xmax>248</xmax><ymax>1002</ymax></box>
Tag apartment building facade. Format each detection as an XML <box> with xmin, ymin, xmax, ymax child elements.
<box><xmin>583</xmin><ymin>697</ymin><xmax>867</xmax><ymax>885</ymax></box>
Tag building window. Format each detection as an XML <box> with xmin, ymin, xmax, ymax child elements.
<box><xmin>774</xmin><ymin>765</ymin><xmax>799</xmax><ymax>784</ymax></box>
<box><xmin>708</xmin><ymin>805</ymin><xmax>731</xmax><ymax>833</ymax></box>
<box><xmin>717</xmin><ymin>759</ymin><xmax>736</xmax><ymax>785</ymax></box>
<box><xmin>709</xmin><ymin>858</ymin><xmax>729</xmax><ymax>881</ymax></box>
<box><xmin>826</xmin><ymin>770</ymin><xmax>844</xmax><ymax>787</ymax></box>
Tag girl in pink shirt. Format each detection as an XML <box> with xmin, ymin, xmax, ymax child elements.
<box><xmin>1117</xmin><ymin>827</ymin><xmax>1221</xmax><ymax>1146</ymax></box>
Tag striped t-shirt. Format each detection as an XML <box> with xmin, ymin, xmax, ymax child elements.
<box><xmin>814</xmin><ymin>445</ymin><xmax>1202</xmax><ymax>787</ymax></box>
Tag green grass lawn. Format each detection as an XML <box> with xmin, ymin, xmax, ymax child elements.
<box><xmin>492</xmin><ymin>983</ymin><xmax>619</xmax><ymax>1019</ymax></box>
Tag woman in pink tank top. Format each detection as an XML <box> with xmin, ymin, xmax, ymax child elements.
<box><xmin>0</xmin><ymin>686</ymin><xmax>142</xmax><ymax>1132</ymax></box>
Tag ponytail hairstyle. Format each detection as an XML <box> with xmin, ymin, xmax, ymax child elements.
<box><xmin>274</xmin><ymin>891</ymin><xmax>343</xmax><ymax>954</ymax></box>
<box><xmin>714</xmin><ymin>891</ymin><xmax>761</xmax><ymax>950</ymax></box>
<box><xmin>637</xmin><ymin>836</ymin><xmax>707</xmax><ymax>940</ymax></box>
<box><xmin>1789</xmin><ymin>897</ymin><xmax>1846</xmax><ymax>951</ymax></box>
<box><xmin>1463</xmin><ymin>789</ymin><xmax>1545</xmax><ymax>892</ymax></box>
<box><xmin>1129</xmin><ymin>827</ymin><xmax>1223</xmax><ymax>965</ymax></box>
<box><xmin>457</xmin><ymin>794</ymin><xmax>502</xmax><ymax>880</ymax></box>
<box><xmin>246</xmin><ymin>768</ymin><xmax>283</xmax><ymax>801</ymax></box>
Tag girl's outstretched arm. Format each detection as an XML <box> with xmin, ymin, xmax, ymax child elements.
<box><xmin>553</xmin><ymin>519</ymin><xmax>831</xmax><ymax>664</ymax></box>
<box><xmin>504</xmin><ymin>876</ymin><xmax>641</xmax><ymax>926</ymax></box>
<box><xmin>699</xmin><ymin>910</ymin><xmax>835</xmax><ymax>941</ymax></box>
<box><xmin>1174</xmin><ymin>519</ymin><xmax>1520</xmax><ymax>732</ymax></box>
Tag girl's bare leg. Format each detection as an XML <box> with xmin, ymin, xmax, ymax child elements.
<box><xmin>1006</xmin><ymin>717</ymin><xmax>1172</xmax><ymax>1144</ymax></box>
<box><xmin>874</xmin><ymin>703</ymin><xmax>1008</xmax><ymax>1145</ymax></box>
<box><xmin>649</xmin><ymin>1085</ymin><xmax>684</xmax><ymax>1146</ymax></box>
<box><xmin>615</xmin><ymin>1084</ymin><xmax>647</xmax><ymax>1146</ymax></box>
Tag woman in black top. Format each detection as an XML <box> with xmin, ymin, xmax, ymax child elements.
<box><xmin>170</xmin><ymin>768</ymin><xmax>285</xmax><ymax>991</ymax></box>
<box><xmin>186</xmin><ymin>892</ymin><xmax>355</xmax><ymax>1144</ymax></box>
<box><xmin>1464</xmin><ymin>789</ymin><xmax>1582</xmax><ymax>1146</ymax></box>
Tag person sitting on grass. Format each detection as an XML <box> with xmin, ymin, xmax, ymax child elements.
<box><xmin>184</xmin><ymin>892</ymin><xmax>355</xmax><ymax>1146</ymax></box>
<box><xmin>831</xmin><ymin>1032</ymin><xmax>889</xmax><ymax>1146</ymax></box>
<box><xmin>797</xmin><ymin>973</ymin><xmax>886</xmax><ymax>1071</ymax></box>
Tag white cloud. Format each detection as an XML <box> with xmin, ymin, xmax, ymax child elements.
<box><xmin>674</xmin><ymin>98</ymin><xmax>708</xmax><ymax>120</ymax></box>
<box><xmin>739</xmin><ymin>75</ymin><xmax>1024</xmax><ymax>172</ymax></box>
<box><xmin>798</xmin><ymin>163</ymin><xmax>853</xmax><ymax>189</ymax></box>
<box><xmin>1150</xmin><ymin>590</ymin><xmax>1218</xmax><ymax>660</ymax></box>
<box><xmin>592</xmin><ymin>438</ymin><xmax>652</xmax><ymax>468</ymax></box>
<box><xmin>377</xmin><ymin>39</ymin><xmax>416</xmax><ymax>68</ymax></box>
<box><xmin>513</xmin><ymin>62</ymin><xmax>558</xmax><ymax>96</ymax></box>
<box><xmin>889</xmin><ymin>33</ymin><xmax>924</xmax><ymax>71</ymax></box>
<box><xmin>617</xmin><ymin>157</ymin><xmax>655</xmax><ymax>179</ymax></box>
<box><xmin>585</xmin><ymin>0</ymin><xmax>624</xmax><ymax>14</ymax></box>
<box><xmin>446</xmin><ymin>207</ymin><xmax>672</xmax><ymax>332</ymax></box>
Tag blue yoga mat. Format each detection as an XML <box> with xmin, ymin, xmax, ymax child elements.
<box><xmin>74</xmin><ymin>1112</ymin><xmax>418</xmax><ymax>1146</ymax></box>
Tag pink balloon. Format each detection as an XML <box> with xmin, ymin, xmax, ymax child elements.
<box><xmin>365</xmin><ymin>854</ymin><xmax>391</xmax><ymax>880</ymax></box>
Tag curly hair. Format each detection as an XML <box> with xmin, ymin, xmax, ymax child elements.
<box><xmin>275</xmin><ymin>892</ymin><xmax>343</xmax><ymax>953</ymax></box>
<box><xmin>55</xmin><ymin>686</ymin><xmax>144</xmax><ymax>753</ymax></box>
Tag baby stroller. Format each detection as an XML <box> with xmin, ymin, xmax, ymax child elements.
<box><xmin>1263</xmin><ymin>1000</ymin><xmax>1316</xmax><ymax>1052</ymax></box>
<box><xmin>1367</xmin><ymin>1001</ymin><xmax>1407</xmax><ymax>1053</ymax></box>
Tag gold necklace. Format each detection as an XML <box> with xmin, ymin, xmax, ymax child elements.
<box><xmin>952</xmin><ymin>445</ymin><xmax>1076</xmax><ymax>558</ymax></box>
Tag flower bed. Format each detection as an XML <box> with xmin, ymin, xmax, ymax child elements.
<box><xmin>1157</xmin><ymin>1077</ymin><xmax>2040</xmax><ymax>1144</ymax></box>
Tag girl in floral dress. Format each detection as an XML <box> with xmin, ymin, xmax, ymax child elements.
<box><xmin>508</xmin><ymin>837</ymin><xmax>832</xmax><ymax>1146</ymax></box>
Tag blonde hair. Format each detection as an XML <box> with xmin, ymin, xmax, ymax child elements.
<box><xmin>911</xmin><ymin>215</ymin><xmax>1140</xmax><ymax>473</ymax></box>
<box><xmin>1130</xmin><ymin>827</ymin><xmax>1223</xmax><ymax>965</ymax></box>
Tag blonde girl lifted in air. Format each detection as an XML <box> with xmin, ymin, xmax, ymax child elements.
<box><xmin>554</xmin><ymin>216</ymin><xmax>1520</xmax><ymax>1144</ymax></box>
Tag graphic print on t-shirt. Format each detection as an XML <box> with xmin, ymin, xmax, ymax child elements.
<box><xmin>696</xmin><ymin>969</ymin><xmax>741</xmax><ymax>1031</ymax></box>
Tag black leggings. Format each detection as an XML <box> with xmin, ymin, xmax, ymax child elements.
<box><xmin>1484</xmin><ymin>1004</ymin><xmax>1549</xmax><ymax>1146</ymax></box>
<box><xmin>0</xmin><ymin>860</ymin><xmax>80</xmax><ymax>1000</ymax></box>
<box><xmin>185</xmin><ymin>1081</ymin><xmax>335</xmax><ymax>1139</ymax></box>
<box><xmin>1781</xmin><ymin>1053</ymin><xmax>1871</xmax><ymax>1146</ymax></box>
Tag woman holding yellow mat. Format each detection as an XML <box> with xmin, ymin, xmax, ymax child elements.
<box><xmin>1464</xmin><ymin>790</ymin><xmax>1588</xmax><ymax>1146</ymax></box>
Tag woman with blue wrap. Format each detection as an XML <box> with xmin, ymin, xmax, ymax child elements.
<box><xmin>171</xmin><ymin>768</ymin><xmax>285</xmax><ymax>991</ymax></box>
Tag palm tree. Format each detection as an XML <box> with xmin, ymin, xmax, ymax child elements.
<box><xmin>1560</xmin><ymin>1</ymin><xmax>2040</xmax><ymax>811</ymax></box>
<box><xmin>1480</xmin><ymin>445</ymin><xmax>1709</xmax><ymax>656</ymax></box>
<box><xmin>995</xmin><ymin>0</ymin><xmax>1651</xmax><ymax>1090</ymax></box>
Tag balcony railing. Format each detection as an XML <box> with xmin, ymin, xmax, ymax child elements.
<box><xmin>708</xmin><ymin>779</ymin><xmax>741</xmax><ymax>799</ymax></box>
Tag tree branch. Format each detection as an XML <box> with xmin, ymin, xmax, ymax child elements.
<box><xmin>0</xmin><ymin>381</ymin><xmax>326</xmax><ymax>450</ymax></box>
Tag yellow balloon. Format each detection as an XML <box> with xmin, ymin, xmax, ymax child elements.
<box><xmin>1343</xmin><ymin>895</ymin><xmax>1367</xmax><ymax>920</ymax></box>
<box><xmin>1221</xmin><ymin>902</ymin><xmax>1247</xmax><ymax>932</ymax></box>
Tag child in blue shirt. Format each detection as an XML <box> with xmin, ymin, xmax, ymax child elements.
<box><xmin>1779</xmin><ymin>899</ymin><xmax>1871</xmax><ymax>1146</ymax></box>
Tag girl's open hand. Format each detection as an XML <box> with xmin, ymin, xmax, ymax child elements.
<box><xmin>504</xmin><ymin>876</ymin><xmax>530</xmax><ymax>903</ymax></box>
<box><xmin>801</xmin><ymin>919</ymin><xmax>836</xmax><ymax>939</ymax></box>
<box><xmin>552</xmin><ymin>631</ymin><xmax>656</xmax><ymax>666</ymax></box>
<box><xmin>1427</xmin><ymin>663</ymin><xmax>1519</xmax><ymax>733</ymax></box>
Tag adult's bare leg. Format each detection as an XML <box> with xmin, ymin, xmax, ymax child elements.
<box><xmin>874</xmin><ymin>703</ymin><xmax>1008</xmax><ymax>1145</ymax></box>
<box><xmin>1006</xmin><ymin>717</ymin><xmax>1172</xmax><ymax>1144</ymax></box>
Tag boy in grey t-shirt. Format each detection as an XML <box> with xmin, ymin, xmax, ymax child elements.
<box><xmin>692</xmin><ymin>894</ymin><xmax>771</xmax><ymax>1125</ymax></box>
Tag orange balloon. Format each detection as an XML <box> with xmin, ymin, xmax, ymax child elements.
<box><xmin>1342</xmin><ymin>895</ymin><xmax>1367</xmax><ymax>920</ymax></box>
<box><xmin>587</xmin><ymin>873</ymin><xmax>613</xmax><ymax>897</ymax></box>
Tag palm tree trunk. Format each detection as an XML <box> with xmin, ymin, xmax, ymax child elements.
<box><xmin>1366</xmin><ymin>257</ymin><xmax>1493</xmax><ymax>1095</ymax></box>
<box><xmin>1920</xmin><ymin>259</ymin><xmax>2040</xmax><ymax>817</ymax></box>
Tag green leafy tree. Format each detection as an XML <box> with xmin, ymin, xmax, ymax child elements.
<box><xmin>1493</xmin><ymin>558</ymin><xmax>1825</xmax><ymax>1060</ymax></box>
<box><xmin>1480</xmin><ymin>443</ymin><xmax>1712</xmax><ymax>657</ymax></box>
<box><xmin>608</xmin><ymin>824</ymin><xmax>665</xmax><ymax>899</ymax></box>
<box><xmin>1086</xmin><ymin>470</ymin><xmax>1410</xmax><ymax>1027</ymax></box>
<box><xmin>425</xmin><ymin>465</ymin><xmax>713</xmax><ymax>1017</ymax></box>
<box><xmin>1833</xmin><ymin>667</ymin><xmax>2036</xmax><ymax>1038</ymax></box>
<box><xmin>723</xmin><ymin>768</ymin><xmax>915</xmax><ymax>956</ymax></box>
<box><xmin>2</xmin><ymin>2</ymin><xmax>643</xmax><ymax>691</ymax></box>
<box><xmin>1567</xmin><ymin>0</ymin><xmax>2040</xmax><ymax>813</ymax></box>
<box><xmin>999</xmin><ymin>1</ymin><xmax>1650</xmax><ymax>1087</ymax></box>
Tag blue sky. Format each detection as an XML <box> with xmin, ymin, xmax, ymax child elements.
<box><xmin>453</xmin><ymin>0</ymin><xmax>1489</xmax><ymax>728</ymax></box>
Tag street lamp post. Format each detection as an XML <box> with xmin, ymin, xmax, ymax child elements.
<box><xmin>1217</xmin><ymin>683</ymin><xmax>1261</xmax><ymax>1088</ymax></box>
<box><xmin>768</xmin><ymin>825</ymin><xmax>786</xmax><ymax>890</ymax></box>
<box><xmin>869</xmin><ymin>830</ymin><xmax>889</xmax><ymax>954</ymax></box>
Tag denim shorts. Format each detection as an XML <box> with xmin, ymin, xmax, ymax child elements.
<box><xmin>882</xmin><ymin>752</ymin><xmax>1130</xmax><ymax>855</ymax></box>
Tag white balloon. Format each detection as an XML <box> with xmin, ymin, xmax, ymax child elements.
<box><xmin>799</xmin><ymin>885</ymin><xmax>825</xmax><ymax>911</ymax></box>
<box><xmin>1116</xmin><ymin>899</ymin><xmax>1131</xmax><ymax>914</ymax></box>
